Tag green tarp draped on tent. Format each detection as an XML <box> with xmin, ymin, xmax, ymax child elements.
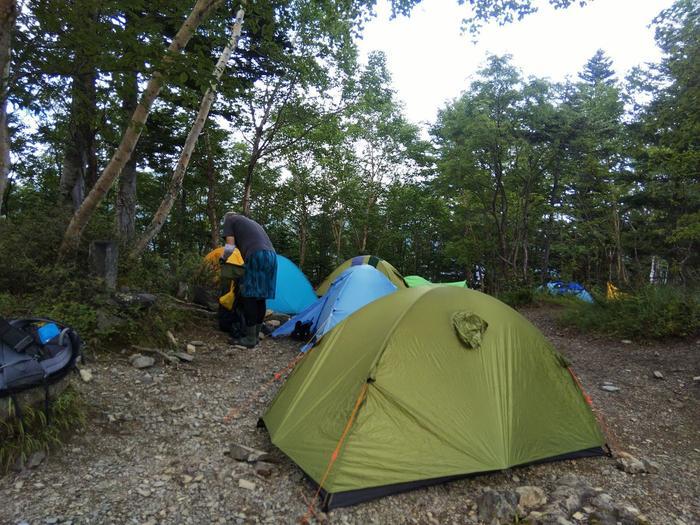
<box><xmin>404</xmin><ymin>275</ymin><xmax>467</xmax><ymax>288</ymax></box>
<box><xmin>263</xmin><ymin>286</ymin><xmax>606</xmax><ymax>508</ymax></box>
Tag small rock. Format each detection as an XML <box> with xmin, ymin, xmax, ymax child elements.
<box><xmin>225</xmin><ymin>443</ymin><xmax>271</xmax><ymax>463</ymax></box>
<box><xmin>190</xmin><ymin>340</ymin><xmax>206</xmax><ymax>346</ymax></box>
<box><xmin>693</xmin><ymin>376</ymin><xmax>699</xmax><ymax>382</ymax></box>
<box><xmin>254</xmin><ymin>462</ymin><xmax>274</xmax><ymax>478</ymax></box>
<box><xmin>27</xmin><ymin>450</ymin><xmax>46</xmax><ymax>469</ymax></box>
<box><xmin>238</xmin><ymin>479</ymin><xmax>256</xmax><ymax>490</ymax></box>
<box><xmin>572</xmin><ymin>511</ymin><xmax>584</xmax><ymax>520</ymax></box>
<box><xmin>477</xmin><ymin>488</ymin><xmax>518</xmax><ymax>523</ymax></box>
<box><xmin>589</xmin><ymin>510</ymin><xmax>617</xmax><ymax>525</ymax></box>
<box><xmin>266</xmin><ymin>319</ymin><xmax>281</xmax><ymax>328</ymax></box>
<box><xmin>516</xmin><ymin>486</ymin><xmax>547</xmax><ymax>512</ymax></box>
<box><xmin>174</xmin><ymin>352</ymin><xmax>194</xmax><ymax>362</ymax></box>
<box><xmin>79</xmin><ymin>368</ymin><xmax>93</xmax><ymax>383</ymax></box>
<box><xmin>621</xmin><ymin>339</ymin><xmax>632</xmax><ymax>344</ymax></box>
<box><xmin>44</xmin><ymin>518</ymin><xmax>58</xmax><ymax>525</ymax></box>
<box><xmin>186</xmin><ymin>344</ymin><xmax>196</xmax><ymax>354</ymax></box>
<box><xmin>182</xmin><ymin>475</ymin><xmax>193</xmax><ymax>484</ymax></box>
<box><xmin>131</xmin><ymin>355</ymin><xmax>155</xmax><ymax>369</ymax></box>
<box><xmin>170</xmin><ymin>404</ymin><xmax>186</xmax><ymax>412</ymax></box>
<box><xmin>232</xmin><ymin>345</ymin><xmax>247</xmax><ymax>351</ymax></box>
<box><xmin>600</xmin><ymin>385</ymin><xmax>620</xmax><ymax>392</ymax></box>
<box><xmin>227</xmin><ymin>444</ymin><xmax>253</xmax><ymax>462</ymax></box>
<box><xmin>641</xmin><ymin>458</ymin><xmax>660</xmax><ymax>473</ymax></box>
<box><xmin>616</xmin><ymin>452</ymin><xmax>646</xmax><ymax>474</ymax></box>
<box><xmin>653</xmin><ymin>370</ymin><xmax>664</xmax><ymax>379</ymax></box>
<box><xmin>135</xmin><ymin>486</ymin><xmax>151</xmax><ymax>497</ymax></box>
<box><xmin>166</xmin><ymin>331</ymin><xmax>178</xmax><ymax>346</ymax></box>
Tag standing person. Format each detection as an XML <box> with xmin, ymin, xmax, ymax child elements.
<box><xmin>222</xmin><ymin>212</ymin><xmax>277</xmax><ymax>348</ymax></box>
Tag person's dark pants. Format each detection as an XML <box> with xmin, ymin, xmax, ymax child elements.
<box><xmin>241</xmin><ymin>296</ymin><xmax>266</xmax><ymax>327</ymax></box>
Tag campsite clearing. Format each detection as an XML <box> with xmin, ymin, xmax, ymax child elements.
<box><xmin>0</xmin><ymin>306</ymin><xmax>697</xmax><ymax>524</ymax></box>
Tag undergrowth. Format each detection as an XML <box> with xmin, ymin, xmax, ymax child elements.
<box><xmin>0</xmin><ymin>386</ymin><xmax>86</xmax><ymax>474</ymax></box>
<box><xmin>0</xmin><ymin>208</ymin><xmax>209</xmax><ymax>350</ymax></box>
<box><xmin>558</xmin><ymin>285</ymin><xmax>700</xmax><ymax>340</ymax></box>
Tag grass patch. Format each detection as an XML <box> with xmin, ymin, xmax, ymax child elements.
<box><xmin>0</xmin><ymin>386</ymin><xmax>86</xmax><ymax>474</ymax></box>
<box><xmin>558</xmin><ymin>285</ymin><xmax>700</xmax><ymax>340</ymax></box>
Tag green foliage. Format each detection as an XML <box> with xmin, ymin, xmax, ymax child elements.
<box><xmin>559</xmin><ymin>286</ymin><xmax>700</xmax><ymax>340</ymax></box>
<box><xmin>497</xmin><ymin>287</ymin><xmax>534</xmax><ymax>308</ymax></box>
<box><xmin>0</xmin><ymin>386</ymin><xmax>86</xmax><ymax>474</ymax></box>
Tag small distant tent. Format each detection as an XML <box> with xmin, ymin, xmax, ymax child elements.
<box><xmin>272</xmin><ymin>265</ymin><xmax>397</xmax><ymax>351</ymax></box>
<box><xmin>263</xmin><ymin>286</ymin><xmax>606</xmax><ymax>509</ymax></box>
<box><xmin>316</xmin><ymin>256</ymin><xmax>407</xmax><ymax>296</ymax></box>
<box><xmin>543</xmin><ymin>281</ymin><xmax>594</xmax><ymax>303</ymax></box>
<box><xmin>405</xmin><ymin>275</ymin><xmax>467</xmax><ymax>288</ymax></box>
<box><xmin>267</xmin><ymin>255</ymin><xmax>317</xmax><ymax>315</ymax></box>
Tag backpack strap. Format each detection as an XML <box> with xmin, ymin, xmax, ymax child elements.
<box><xmin>0</xmin><ymin>317</ymin><xmax>43</xmax><ymax>357</ymax></box>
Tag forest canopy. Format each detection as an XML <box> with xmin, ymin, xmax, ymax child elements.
<box><xmin>0</xmin><ymin>0</ymin><xmax>698</xmax><ymax>295</ymax></box>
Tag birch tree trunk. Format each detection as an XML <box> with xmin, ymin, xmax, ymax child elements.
<box><xmin>59</xmin><ymin>0</ymin><xmax>224</xmax><ymax>258</ymax></box>
<box><xmin>0</xmin><ymin>0</ymin><xmax>17</xmax><ymax>216</ymax></box>
<box><xmin>130</xmin><ymin>9</ymin><xmax>244</xmax><ymax>258</ymax></box>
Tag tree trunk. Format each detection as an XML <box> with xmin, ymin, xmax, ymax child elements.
<box><xmin>59</xmin><ymin>71</ymin><xmax>96</xmax><ymax>211</ymax></box>
<box><xmin>612</xmin><ymin>202</ymin><xmax>628</xmax><ymax>284</ymax></box>
<box><xmin>130</xmin><ymin>8</ymin><xmax>244</xmax><ymax>258</ymax></box>
<box><xmin>541</xmin><ymin>157</ymin><xmax>561</xmax><ymax>284</ymax></box>
<box><xmin>0</xmin><ymin>0</ymin><xmax>17</xmax><ymax>216</ymax></box>
<box><xmin>59</xmin><ymin>0</ymin><xmax>224</xmax><ymax>258</ymax></box>
<box><xmin>241</xmin><ymin>137</ymin><xmax>261</xmax><ymax>216</ymax></box>
<box><xmin>115</xmin><ymin>29</ymin><xmax>140</xmax><ymax>241</ymax></box>
<box><xmin>298</xmin><ymin>193</ymin><xmax>308</xmax><ymax>267</ymax></box>
<box><xmin>204</xmin><ymin>130</ymin><xmax>219</xmax><ymax>249</ymax></box>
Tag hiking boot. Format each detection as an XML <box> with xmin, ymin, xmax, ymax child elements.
<box><xmin>231</xmin><ymin>324</ymin><xmax>258</xmax><ymax>348</ymax></box>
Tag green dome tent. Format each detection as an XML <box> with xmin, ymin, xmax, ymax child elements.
<box><xmin>262</xmin><ymin>287</ymin><xmax>606</xmax><ymax>509</ymax></box>
<box><xmin>405</xmin><ymin>275</ymin><xmax>467</xmax><ymax>288</ymax></box>
<box><xmin>316</xmin><ymin>256</ymin><xmax>407</xmax><ymax>296</ymax></box>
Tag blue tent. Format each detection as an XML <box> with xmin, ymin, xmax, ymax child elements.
<box><xmin>544</xmin><ymin>281</ymin><xmax>594</xmax><ymax>303</ymax></box>
<box><xmin>272</xmin><ymin>265</ymin><xmax>397</xmax><ymax>351</ymax></box>
<box><xmin>267</xmin><ymin>255</ymin><xmax>317</xmax><ymax>315</ymax></box>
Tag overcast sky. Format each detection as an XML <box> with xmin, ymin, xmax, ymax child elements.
<box><xmin>356</xmin><ymin>0</ymin><xmax>674</xmax><ymax>125</ymax></box>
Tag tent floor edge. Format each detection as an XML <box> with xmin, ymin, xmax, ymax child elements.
<box><xmin>318</xmin><ymin>445</ymin><xmax>608</xmax><ymax>511</ymax></box>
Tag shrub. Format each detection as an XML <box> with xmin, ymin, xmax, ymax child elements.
<box><xmin>0</xmin><ymin>386</ymin><xmax>85</xmax><ymax>474</ymax></box>
<box><xmin>559</xmin><ymin>285</ymin><xmax>700</xmax><ymax>340</ymax></box>
<box><xmin>497</xmin><ymin>287</ymin><xmax>534</xmax><ymax>308</ymax></box>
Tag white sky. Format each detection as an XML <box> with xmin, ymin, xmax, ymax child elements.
<box><xmin>356</xmin><ymin>0</ymin><xmax>674</xmax><ymax>125</ymax></box>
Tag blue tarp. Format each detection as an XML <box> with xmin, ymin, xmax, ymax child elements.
<box><xmin>544</xmin><ymin>281</ymin><xmax>594</xmax><ymax>303</ymax></box>
<box><xmin>267</xmin><ymin>255</ymin><xmax>317</xmax><ymax>315</ymax></box>
<box><xmin>272</xmin><ymin>265</ymin><xmax>397</xmax><ymax>351</ymax></box>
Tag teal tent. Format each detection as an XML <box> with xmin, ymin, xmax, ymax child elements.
<box><xmin>267</xmin><ymin>255</ymin><xmax>317</xmax><ymax>315</ymax></box>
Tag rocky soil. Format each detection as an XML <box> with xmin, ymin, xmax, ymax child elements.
<box><xmin>1</xmin><ymin>305</ymin><xmax>698</xmax><ymax>525</ymax></box>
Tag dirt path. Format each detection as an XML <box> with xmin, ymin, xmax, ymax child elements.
<box><xmin>1</xmin><ymin>306</ymin><xmax>698</xmax><ymax>524</ymax></box>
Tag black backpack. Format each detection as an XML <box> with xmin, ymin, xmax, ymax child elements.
<box><xmin>0</xmin><ymin>317</ymin><xmax>82</xmax><ymax>420</ymax></box>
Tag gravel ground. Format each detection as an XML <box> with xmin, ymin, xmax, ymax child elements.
<box><xmin>1</xmin><ymin>305</ymin><xmax>698</xmax><ymax>525</ymax></box>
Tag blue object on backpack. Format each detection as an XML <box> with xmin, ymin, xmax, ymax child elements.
<box><xmin>37</xmin><ymin>323</ymin><xmax>60</xmax><ymax>344</ymax></box>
